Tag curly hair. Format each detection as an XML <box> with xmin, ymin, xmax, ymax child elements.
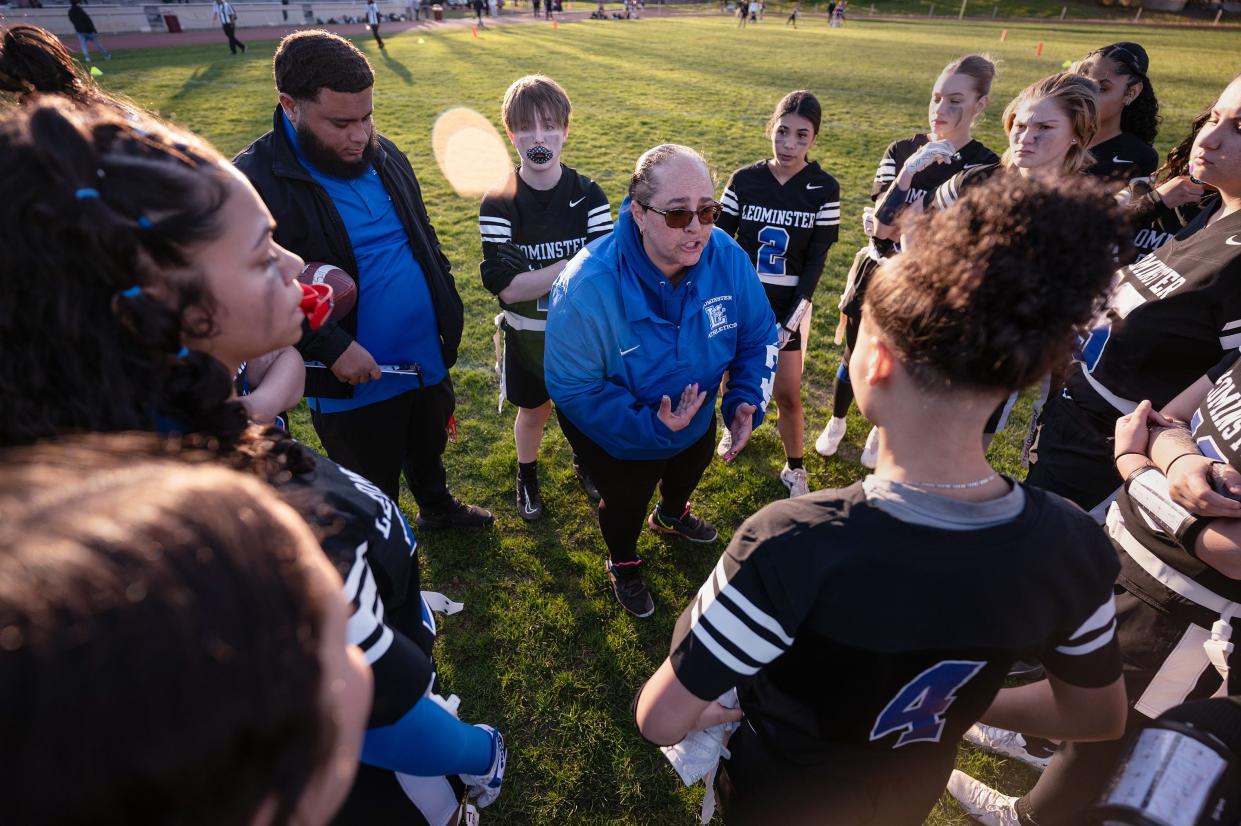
<box><xmin>0</xmin><ymin>437</ymin><xmax>335</xmax><ymax>826</ymax></box>
<box><xmin>0</xmin><ymin>24</ymin><xmax>95</xmax><ymax>103</ymax></box>
<box><xmin>0</xmin><ymin>96</ymin><xmax>248</xmax><ymax>448</ymax></box>
<box><xmin>274</xmin><ymin>29</ymin><xmax>374</xmax><ymax>101</ymax></box>
<box><xmin>1082</xmin><ymin>42</ymin><xmax>1160</xmax><ymax>144</ymax></box>
<box><xmin>1157</xmin><ymin>105</ymin><xmax>1211</xmax><ymax>184</ymax></box>
<box><xmin>1000</xmin><ymin>72</ymin><xmax>1100</xmax><ymax>176</ymax></box>
<box><xmin>864</xmin><ymin>174</ymin><xmax>1127</xmax><ymax>394</ymax></box>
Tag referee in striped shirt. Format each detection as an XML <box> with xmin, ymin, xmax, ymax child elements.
<box><xmin>213</xmin><ymin>0</ymin><xmax>246</xmax><ymax>54</ymax></box>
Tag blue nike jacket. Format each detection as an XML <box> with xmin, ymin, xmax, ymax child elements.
<box><xmin>545</xmin><ymin>198</ymin><xmax>779</xmax><ymax>460</ymax></box>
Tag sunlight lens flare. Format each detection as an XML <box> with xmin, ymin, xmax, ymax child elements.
<box><xmin>432</xmin><ymin>107</ymin><xmax>511</xmax><ymax>198</ymax></box>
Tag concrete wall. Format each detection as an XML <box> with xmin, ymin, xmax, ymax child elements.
<box><xmin>1</xmin><ymin>1</ymin><xmax>411</xmax><ymax>34</ymax></box>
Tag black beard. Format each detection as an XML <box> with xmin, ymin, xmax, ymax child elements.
<box><xmin>296</xmin><ymin>121</ymin><xmax>378</xmax><ymax>179</ymax></box>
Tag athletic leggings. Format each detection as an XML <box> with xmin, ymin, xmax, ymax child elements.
<box><xmin>557</xmin><ymin>412</ymin><xmax>716</xmax><ymax>567</ymax></box>
<box><xmin>831</xmin><ymin>313</ymin><xmax>861</xmax><ymax>419</ymax></box>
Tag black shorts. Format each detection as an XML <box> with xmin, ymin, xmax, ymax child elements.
<box><xmin>503</xmin><ymin>329</ymin><xmax>550</xmax><ymax>409</ymax></box>
<box><xmin>1026</xmin><ymin>389</ymin><xmax>1120</xmax><ymax>517</ymax></box>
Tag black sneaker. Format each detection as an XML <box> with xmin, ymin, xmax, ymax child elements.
<box><xmin>516</xmin><ymin>473</ymin><xmax>543</xmax><ymax>522</ymax></box>
<box><xmin>573</xmin><ymin>458</ymin><xmax>601</xmax><ymax>501</ymax></box>
<box><xmin>606</xmin><ymin>561</ymin><xmax>654</xmax><ymax>618</ymax></box>
<box><xmin>648</xmin><ymin>503</ymin><xmax>718</xmax><ymax>543</ymax></box>
<box><xmin>416</xmin><ymin>496</ymin><xmax>494</xmax><ymax>529</ymax></box>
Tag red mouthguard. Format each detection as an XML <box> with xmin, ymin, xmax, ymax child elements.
<box><xmin>298</xmin><ymin>281</ymin><xmax>334</xmax><ymax>330</ymax></box>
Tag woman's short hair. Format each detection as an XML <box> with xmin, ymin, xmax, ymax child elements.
<box><xmin>0</xmin><ymin>436</ymin><xmax>336</xmax><ymax>826</ymax></box>
<box><xmin>863</xmin><ymin>175</ymin><xmax>1126</xmax><ymax>395</ymax></box>
<box><xmin>628</xmin><ymin>143</ymin><xmax>712</xmax><ymax>204</ymax></box>
<box><xmin>1000</xmin><ymin>72</ymin><xmax>1100</xmax><ymax>175</ymax></box>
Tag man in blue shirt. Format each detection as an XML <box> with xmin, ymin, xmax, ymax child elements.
<box><xmin>235</xmin><ymin>31</ymin><xmax>491</xmax><ymax>531</ymax></box>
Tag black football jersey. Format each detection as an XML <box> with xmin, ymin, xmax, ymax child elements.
<box><xmin>283</xmin><ymin>454</ymin><xmax>436</xmax><ymax>728</ymax></box>
<box><xmin>668</xmin><ymin>481</ymin><xmax>1119</xmax><ymax>791</ymax></box>
<box><xmin>1126</xmin><ymin>179</ymin><xmax>1206</xmax><ymax>261</ymax></box>
<box><xmin>1087</xmin><ymin>132</ymin><xmax>1160</xmax><ymax>182</ymax></box>
<box><xmin>932</xmin><ymin>161</ymin><xmax>1003</xmax><ymax>211</ymax></box>
<box><xmin>874</xmin><ymin>134</ymin><xmax>999</xmax><ymax>207</ymax></box>
<box><xmin>479</xmin><ymin>164</ymin><xmax>611</xmax><ymax>370</ymax></box>
<box><xmin>716</xmin><ymin>160</ymin><xmax>839</xmax><ymax>315</ymax></box>
<box><xmin>1070</xmin><ymin>196</ymin><xmax>1241</xmax><ymax>418</ymax></box>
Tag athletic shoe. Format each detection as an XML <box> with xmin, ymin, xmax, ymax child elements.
<box><xmin>607</xmin><ymin>560</ymin><xmax>654</xmax><ymax>618</ymax></box>
<box><xmin>460</xmin><ymin>724</ymin><xmax>507</xmax><ymax>808</ymax></box>
<box><xmin>963</xmin><ymin>723</ymin><xmax>1054</xmax><ymax>771</ymax></box>
<box><xmin>860</xmin><ymin>426</ymin><xmax>880</xmax><ymax>469</ymax></box>
<box><xmin>716</xmin><ymin>428</ymin><xmax>733</xmax><ymax>458</ymax></box>
<box><xmin>573</xmin><ymin>458</ymin><xmax>601</xmax><ymax>501</ymax></box>
<box><xmin>815</xmin><ymin>416</ymin><xmax>847</xmax><ymax>457</ymax></box>
<box><xmin>516</xmin><ymin>473</ymin><xmax>543</xmax><ymax>522</ymax></box>
<box><xmin>648</xmin><ymin>503</ymin><xmax>719</xmax><ymax>543</ymax></box>
<box><xmin>1007</xmin><ymin>658</ymin><xmax>1045</xmax><ymax>680</ymax></box>
<box><xmin>946</xmin><ymin>770</ymin><xmax>1021</xmax><ymax>826</ymax></box>
<box><xmin>780</xmin><ymin>464</ymin><xmax>810</xmax><ymax>498</ymax></box>
<box><xmin>416</xmin><ymin>497</ymin><xmax>495</xmax><ymax>529</ymax></box>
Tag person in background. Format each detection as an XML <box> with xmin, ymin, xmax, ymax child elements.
<box><xmin>366</xmin><ymin>0</ymin><xmax>385</xmax><ymax>49</ymax></box>
<box><xmin>67</xmin><ymin>0</ymin><xmax>111</xmax><ymax>62</ymax></box>
<box><xmin>1075</xmin><ymin>42</ymin><xmax>1160</xmax><ymax>181</ymax></box>
<box><xmin>213</xmin><ymin>0</ymin><xmax>247</xmax><ymax>55</ymax></box>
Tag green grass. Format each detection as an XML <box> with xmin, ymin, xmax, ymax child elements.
<box><xmin>94</xmin><ymin>17</ymin><xmax>1235</xmax><ymax>824</ymax></box>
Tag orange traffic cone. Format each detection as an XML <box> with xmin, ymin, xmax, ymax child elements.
<box><xmin>999</xmin><ymin>28</ymin><xmax>1007</xmax><ymax>41</ymax></box>
<box><xmin>471</xmin><ymin>24</ymin><xmax>478</xmax><ymax>37</ymax></box>
<box><xmin>552</xmin><ymin>16</ymin><xmax>558</xmax><ymax>28</ymax></box>
<box><xmin>1035</xmin><ymin>40</ymin><xmax>1044</xmax><ymax>57</ymax></box>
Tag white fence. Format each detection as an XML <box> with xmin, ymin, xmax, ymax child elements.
<box><xmin>1</xmin><ymin>1</ymin><xmax>413</xmax><ymax>35</ymax></box>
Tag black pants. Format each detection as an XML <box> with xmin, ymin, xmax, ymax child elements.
<box><xmin>1025</xmin><ymin>389</ymin><xmax>1120</xmax><ymax>518</ymax></box>
<box><xmin>370</xmin><ymin>22</ymin><xmax>384</xmax><ymax>47</ymax></box>
<box><xmin>557</xmin><ymin>412</ymin><xmax>715</xmax><ymax>566</ymax></box>
<box><xmin>717</xmin><ymin>722</ymin><xmax>948</xmax><ymax>826</ymax></box>
<box><xmin>311</xmin><ymin>381</ymin><xmax>455</xmax><ymax>510</ymax></box>
<box><xmin>831</xmin><ymin>311</ymin><xmax>861</xmax><ymax>419</ymax></box>
<box><xmin>222</xmin><ymin>22</ymin><xmax>244</xmax><ymax>53</ymax></box>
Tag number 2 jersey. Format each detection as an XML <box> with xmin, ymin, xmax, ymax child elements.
<box><xmin>668</xmin><ymin>478</ymin><xmax>1120</xmax><ymax>814</ymax></box>
<box><xmin>1070</xmin><ymin>196</ymin><xmax>1241</xmax><ymax>424</ymax></box>
<box><xmin>479</xmin><ymin>165</ymin><xmax>612</xmax><ymax>374</ymax></box>
<box><xmin>716</xmin><ymin>160</ymin><xmax>840</xmax><ymax>319</ymax></box>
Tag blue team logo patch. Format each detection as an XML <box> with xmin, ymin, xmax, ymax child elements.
<box><xmin>703</xmin><ymin>296</ymin><xmax>737</xmax><ymax>338</ymax></box>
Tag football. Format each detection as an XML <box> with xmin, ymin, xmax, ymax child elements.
<box><xmin>297</xmin><ymin>262</ymin><xmax>358</xmax><ymax>322</ymax></box>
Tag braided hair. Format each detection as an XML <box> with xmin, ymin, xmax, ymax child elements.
<box><xmin>0</xmin><ymin>96</ymin><xmax>251</xmax><ymax>447</ymax></box>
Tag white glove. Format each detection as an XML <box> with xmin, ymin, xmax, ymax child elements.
<box><xmin>660</xmin><ymin>689</ymin><xmax>741</xmax><ymax>823</ymax></box>
<box><xmin>902</xmin><ymin>139</ymin><xmax>956</xmax><ymax>176</ymax></box>
<box><xmin>861</xmin><ymin>205</ymin><xmax>877</xmax><ymax>236</ymax></box>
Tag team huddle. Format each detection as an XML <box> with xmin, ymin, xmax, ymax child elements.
<box><xmin>0</xmin><ymin>19</ymin><xmax>1239</xmax><ymax>826</ymax></box>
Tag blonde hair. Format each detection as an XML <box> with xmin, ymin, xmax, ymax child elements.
<box><xmin>1000</xmin><ymin>72</ymin><xmax>1100</xmax><ymax>175</ymax></box>
<box><xmin>500</xmin><ymin>74</ymin><xmax>571</xmax><ymax>132</ymax></box>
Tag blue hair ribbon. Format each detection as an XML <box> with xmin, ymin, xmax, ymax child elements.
<box><xmin>120</xmin><ymin>286</ymin><xmax>143</xmax><ymax>298</ymax></box>
<box><xmin>75</xmin><ymin>188</ymin><xmax>101</xmax><ymax>200</ymax></box>
<box><xmin>176</xmin><ymin>346</ymin><xmax>190</xmax><ymax>359</ymax></box>
<box><xmin>137</xmin><ymin>215</ymin><xmax>153</xmax><ymax>229</ymax></box>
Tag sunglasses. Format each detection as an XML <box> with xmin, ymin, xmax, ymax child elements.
<box><xmin>638</xmin><ymin>201</ymin><xmax>723</xmax><ymax>229</ymax></box>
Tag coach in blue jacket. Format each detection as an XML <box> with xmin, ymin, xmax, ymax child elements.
<box><xmin>546</xmin><ymin>144</ymin><xmax>779</xmax><ymax>618</ymax></box>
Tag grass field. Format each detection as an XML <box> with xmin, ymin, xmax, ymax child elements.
<box><xmin>92</xmin><ymin>16</ymin><xmax>1238</xmax><ymax>824</ymax></box>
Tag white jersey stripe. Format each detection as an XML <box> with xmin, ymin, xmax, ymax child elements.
<box><xmin>689</xmin><ymin>623</ymin><xmax>762</xmax><ymax>676</ymax></box>
<box><xmin>1069</xmin><ymin>598</ymin><xmax>1116</xmax><ymax>640</ymax></box>
<box><xmin>479</xmin><ymin>216</ymin><xmax>512</xmax><ymax>226</ymax></box>
<box><xmin>694</xmin><ymin>595</ymin><xmax>786</xmax><ymax>664</ymax></box>
<box><xmin>1220</xmin><ymin>332</ymin><xmax>1241</xmax><ymax>350</ymax></box>
<box><xmin>705</xmin><ymin>557</ymin><xmax>794</xmax><ymax>645</ymax></box>
<box><xmin>1055</xmin><ymin>618</ymin><xmax>1116</xmax><ymax>656</ymax></box>
<box><xmin>587</xmin><ymin>204</ymin><xmax>611</xmax><ymax>216</ymax></box>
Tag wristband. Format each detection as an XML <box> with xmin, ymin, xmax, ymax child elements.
<box><xmin>1124</xmin><ymin>462</ymin><xmax>1156</xmax><ymax>486</ymax></box>
<box><xmin>1165</xmin><ymin>451</ymin><xmax>1203</xmax><ymax>475</ymax></box>
<box><xmin>1126</xmin><ymin>466</ymin><xmax>1199</xmax><ymax>547</ymax></box>
<box><xmin>874</xmin><ymin>185</ymin><xmax>909</xmax><ymax>226</ymax></box>
<box><xmin>1114</xmin><ymin>450</ymin><xmax>1150</xmax><ymax>468</ymax></box>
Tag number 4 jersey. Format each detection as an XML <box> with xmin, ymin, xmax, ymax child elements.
<box><xmin>1072</xmin><ymin>196</ymin><xmax>1241</xmax><ymax>419</ymax></box>
<box><xmin>668</xmin><ymin>478</ymin><xmax>1120</xmax><ymax>816</ymax></box>
<box><xmin>717</xmin><ymin>160</ymin><xmax>840</xmax><ymax>318</ymax></box>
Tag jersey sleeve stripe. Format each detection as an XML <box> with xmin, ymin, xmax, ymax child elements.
<box><xmin>688</xmin><ymin>623</ymin><xmax>763</xmax><ymax>676</ymax></box>
<box><xmin>691</xmin><ymin>590</ymin><xmax>788</xmax><ymax>663</ymax></box>
<box><xmin>1222</xmin><ymin>319</ymin><xmax>1241</xmax><ymax>332</ymax></box>
<box><xmin>587</xmin><ymin>216</ymin><xmax>614</xmax><ymax>228</ymax></box>
<box><xmin>478</xmin><ymin>216</ymin><xmax>512</xmax><ymax>226</ymax></box>
<box><xmin>1220</xmin><ymin>332</ymin><xmax>1241</xmax><ymax>350</ymax></box>
<box><xmin>721</xmin><ymin>188</ymin><xmax>739</xmax><ymax>209</ymax></box>
<box><xmin>587</xmin><ymin>204</ymin><xmax>611</xmax><ymax>217</ymax></box>
<box><xmin>1055</xmin><ymin>618</ymin><xmax>1117</xmax><ymax>656</ymax></box>
<box><xmin>1069</xmin><ymin>598</ymin><xmax>1116</xmax><ymax>639</ymax></box>
<box><xmin>343</xmin><ymin>543</ymin><xmax>397</xmax><ymax>663</ymax></box>
<box><xmin>705</xmin><ymin>556</ymin><xmax>795</xmax><ymax>644</ymax></box>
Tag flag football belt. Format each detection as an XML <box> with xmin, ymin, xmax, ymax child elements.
<box><xmin>758</xmin><ymin>272</ymin><xmax>799</xmax><ymax>287</ymax></box>
<box><xmin>1106</xmin><ymin>502</ymin><xmax>1236</xmax><ymax>694</ymax></box>
<box><xmin>502</xmin><ymin>309</ymin><xmax>546</xmax><ymax>332</ymax></box>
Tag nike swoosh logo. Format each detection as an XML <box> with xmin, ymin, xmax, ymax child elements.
<box><xmin>620</xmin><ymin>345</ymin><xmax>641</xmax><ymax>356</ymax></box>
<box><xmin>569</xmin><ymin>197</ymin><xmax>586</xmax><ymax>207</ymax></box>
<box><xmin>1227</xmin><ymin>235</ymin><xmax>1241</xmax><ymax>246</ymax></box>
<box><xmin>805</xmin><ymin>184</ymin><xmax>823</xmax><ymax>190</ymax></box>
<box><xmin>1113</xmin><ymin>156</ymin><xmax>1134</xmax><ymax>165</ymax></box>
<box><xmin>963</xmin><ymin>163</ymin><xmax>983</xmax><ymax>169</ymax></box>
<box><xmin>523</xmin><ymin>502</ymin><xmax>538</xmax><ymax>516</ymax></box>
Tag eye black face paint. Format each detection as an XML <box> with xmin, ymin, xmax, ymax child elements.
<box><xmin>942</xmin><ymin>103</ymin><xmax>964</xmax><ymax>128</ymax></box>
<box><xmin>526</xmin><ymin>145</ymin><xmax>554</xmax><ymax>165</ymax></box>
